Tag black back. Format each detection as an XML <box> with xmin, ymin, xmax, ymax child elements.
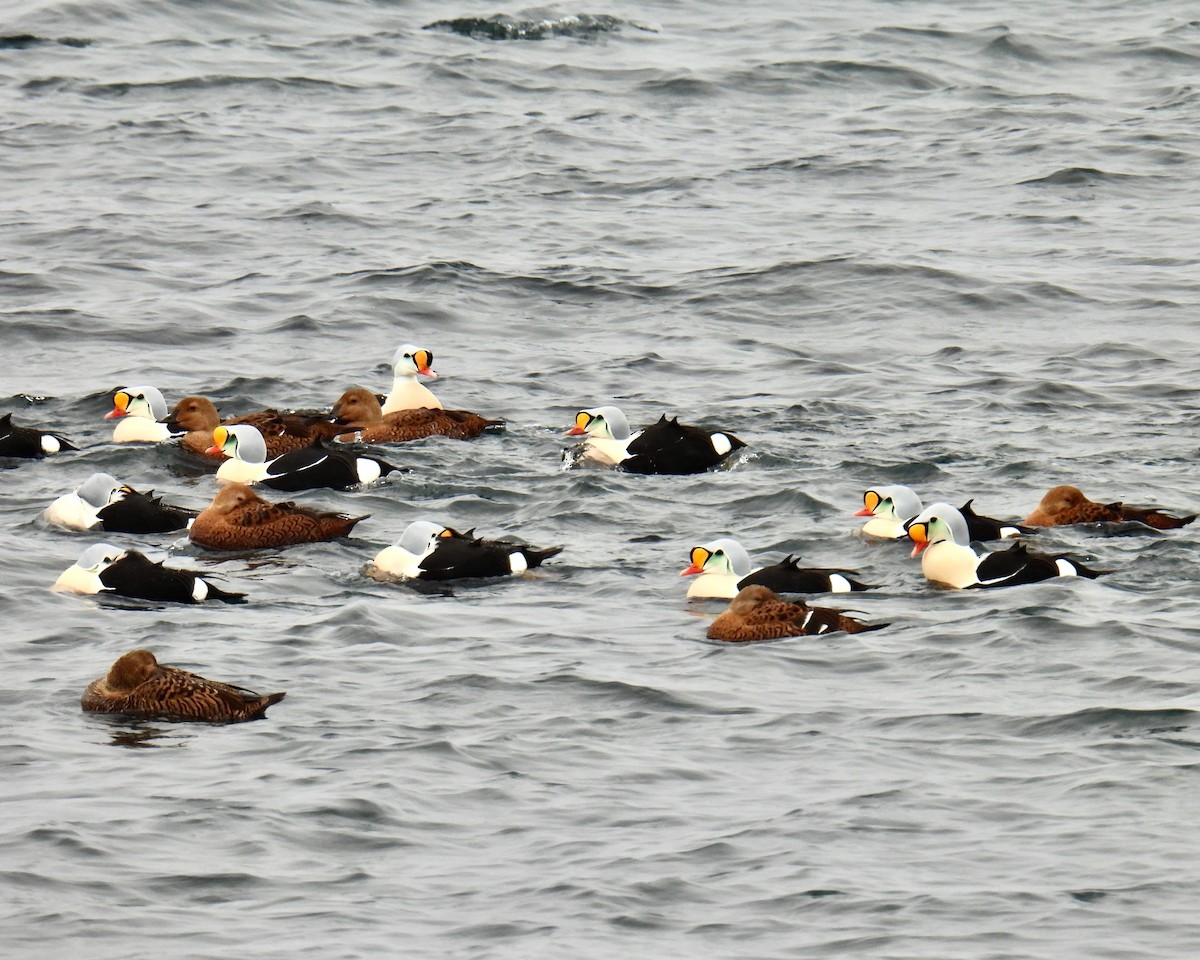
<box><xmin>263</xmin><ymin>440</ymin><xmax>399</xmax><ymax>492</ymax></box>
<box><xmin>97</xmin><ymin>489</ymin><xmax>197</xmax><ymax>533</ymax></box>
<box><xmin>0</xmin><ymin>413</ymin><xmax>77</xmax><ymax>459</ymax></box>
<box><xmin>959</xmin><ymin>499</ymin><xmax>1036</xmax><ymax>541</ymax></box>
<box><xmin>739</xmin><ymin>555</ymin><xmax>874</xmax><ymax>594</ymax></box>
<box><xmin>623</xmin><ymin>415</ymin><xmax>746</xmax><ymax>475</ymax></box>
<box><xmin>98</xmin><ymin>551</ymin><xmax>246</xmax><ymax>603</ymax></box>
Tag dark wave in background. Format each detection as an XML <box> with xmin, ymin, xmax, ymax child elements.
<box><xmin>2</xmin><ymin>1</ymin><xmax>1200</xmax><ymax>958</ymax></box>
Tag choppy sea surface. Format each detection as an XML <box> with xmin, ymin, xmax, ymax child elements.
<box><xmin>3</xmin><ymin>1</ymin><xmax>1200</xmax><ymax>957</ymax></box>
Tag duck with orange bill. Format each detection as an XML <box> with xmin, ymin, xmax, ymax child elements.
<box><xmin>857</xmin><ymin>485</ymin><xmax>1032</xmax><ymax>541</ymax></box>
<box><xmin>105</xmin><ymin>385</ymin><xmax>172</xmax><ymax>442</ymax></box>
<box><xmin>905</xmin><ymin>503</ymin><xmax>1106</xmax><ymax>589</ymax></box>
<box><xmin>681</xmin><ymin>538</ymin><xmax>874</xmax><ymax>599</ymax></box>
<box><xmin>382</xmin><ymin>344</ymin><xmax>441</xmax><ymax>413</ymax></box>
<box><xmin>210</xmin><ymin>424</ymin><xmax>399</xmax><ymax>491</ymax></box>
<box><xmin>565</xmin><ymin>405</ymin><xmax>745</xmax><ymax>474</ymax></box>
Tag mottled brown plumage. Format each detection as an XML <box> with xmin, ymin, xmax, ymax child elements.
<box><xmin>166</xmin><ymin>396</ymin><xmax>344</xmax><ymax>460</ymax></box>
<box><xmin>189</xmin><ymin>483</ymin><xmax>367</xmax><ymax>550</ymax></box>
<box><xmin>331</xmin><ymin>387</ymin><xmax>502</xmax><ymax>443</ymax></box>
<box><xmin>1024</xmin><ymin>485</ymin><xmax>1195</xmax><ymax>529</ymax></box>
<box><xmin>81</xmin><ymin>649</ymin><xmax>285</xmax><ymax>723</ymax></box>
<box><xmin>707</xmin><ymin>585</ymin><xmax>885</xmax><ymax>642</ymax></box>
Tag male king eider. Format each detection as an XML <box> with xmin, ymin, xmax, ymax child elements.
<box><xmin>382</xmin><ymin>344</ymin><xmax>441</xmax><ymax>413</ymax></box>
<box><xmin>680</xmin><ymin>538</ymin><xmax>874</xmax><ymax>598</ymax></box>
<box><xmin>105</xmin><ymin>385</ymin><xmax>172</xmax><ymax>442</ymax></box>
<box><xmin>905</xmin><ymin>503</ymin><xmax>1106</xmax><ymax>589</ymax></box>
<box><xmin>210</xmin><ymin>425</ymin><xmax>399</xmax><ymax>491</ymax></box>
<box><xmin>856</xmin><ymin>485</ymin><xmax>1031</xmax><ymax>540</ymax></box>
<box><xmin>565</xmin><ymin>405</ymin><xmax>746</xmax><ymax>475</ymax></box>
<box><xmin>82</xmin><ymin>650</ymin><xmax>284</xmax><ymax>723</ymax></box>
<box><xmin>370</xmin><ymin>520</ymin><xmax>563</xmax><ymax>581</ymax></box>
<box><xmin>53</xmin><ymin>543</ymin><xmax>246</xmax><ymax>603</ymax></box>
<box><xmin>44</xmin><ymin>472</ymin><xmax>197</xmax><ymax>533</ymax></box>
<box><xmin>0</xmin><ymin>412</ymin><xmax>77</xmax><ymax>458</ymax></box>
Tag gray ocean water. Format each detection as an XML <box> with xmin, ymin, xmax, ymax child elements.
<box><xmin>3</xmin><ymin>1</ymin><xmax>1200</xmax><ymax>957</ymax></box>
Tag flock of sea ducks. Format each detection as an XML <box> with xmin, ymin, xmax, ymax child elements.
<box><xmin>3</xmin><ymin>343</ymin><xmax>1196</xmax><ymax>724</ymax></box>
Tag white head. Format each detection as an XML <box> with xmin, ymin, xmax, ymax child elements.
<box><xmin>395</xmin><ymin>520</ymin><xmax>451</xmax><ymax>557</ymax></box>
<box><xmin>566</xmin><ymin>406</ymin><xmax>632</xmax><ymax>441</ymax></box>
<box><xmin>857</xmin><ymin>485</ymin><xmax>923</xmax><ymax>522</ymax></box>
<box><xmin>107</xmin><ymin>385</ymin><xmax>167</xmax><ymax>421</ymax></box>
<box><xmin>905</xmin><ymin>503</ymin><xmax>971</xmax><ymax>555</ymax></box>
<box><xmin>75</xmin><ymin>542</ymin><xmax>126</xmax><ymax>573</ymax></box>
<box><xmin>392</xmin><ymin>344</ymin><xmax>437</xmax><ymax>380</ymax></box>
<box><xmin>210</xmin><ymin>425</ymin><xmax>268</xmax><ymax>463</ymax></box>
<box><xmin>681</xmin><ymin>538</ymin><xmax>753</xmax><ymax>577</ymax></box>
<box><xmin>76</xmin><ymin>473</ymin><xmax>125</xmax><ymax>509</ymax></box>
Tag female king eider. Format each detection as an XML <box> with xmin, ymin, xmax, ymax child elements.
<box><xmin>1023</xmin><ymin>485</ymin><xmax>1195</xmax><ymax>530</ymax></box>
<box><xmin>565</xmin><ymin>405</ymin><xmax>746</xmax><ymax>475</ymax></box>
<box><xmin>905</xmin><ymin>503</ymin><xmax>1106</xmax><ymax>589</ymax></box>
<box><xmin>707</xmin><ymin>585</ymin><xmax>887</xmax><ymax>642</ymax></box>
<box><xmin>82</xmin><ymin>650</ymin><xmax>284</xmax><ymax>723</ymax></box>
<box><xmin>53</xmin><ymin>543</ymin><xmax>246</xmax><ymax>603</ymax></box>
<box><xmin>210</xmin><ymin>425</ymin><xmax>399</xmax><ymax>491</ymax></box>
<box><xmin>44</xmin><ymin>472</ymin><xmax>196</xmax><ymax>533</ymax></box>
<box><xmin>680</xmin><ymin>538</ymin><xmax>874</xmax><ymax>598</ymax></box>
<box><xmin>370</xmin><ymin>520</ymin><xmax>563</xmax><ymax>581</ymax></box>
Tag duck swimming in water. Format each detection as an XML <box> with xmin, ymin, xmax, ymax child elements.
<box><xmin>906</xmin><ymin>503</ymin><xmax>1106</xmax><ymax>589</ymax></box>
<box><xmin>566</xmin><ymin>405</ymin><xmax>745</xmax><ymax>475</ymax></box>
<box><xmin>1023</xmin><ymin>485</ymin><xmax>1195</xmax><ymax>530</ymax></box>
<box><xmin>81</xmin><ymin>649</ymin><xmax>284</xmax><ymax>723</ymax></box>
<box><xmin>707</xmin><ymin>585</ymin><xmax>887</xmax><ymax>642</ymax></box>
<box><xmin>680</xmin><ymin>538</ymin><xmax>873</xmax><ymax>598</ymax></box>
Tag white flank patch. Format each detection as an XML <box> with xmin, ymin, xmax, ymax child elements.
<box><xmin>357</xmin><ymin>459</ymin><xmax>382</xmax><ymax>485</ymax></box>
<box><xmin>1055</xmin><ymin>558</ymin><xmax>1078</xmax><ymax>577</ymax></box>
<box><xmin>508</xmin><ymin>552</ymin><xmax>528</xmax><ymax>575</ymax></box>
<box><xmin>40</xmin><ymin>435</ymin><xmax>61</xmax><ymax>454</ymax></box>
<box><xmin>192</xmin><ymin>579</ymin><xmax>208</xmax><ymax>602</ymax></box>
<box><xmin>710</xmin><ymin>433</ymin><xmax>732</xmax><ymax>456</ymax></box>
<box><xmin>829</xmin><ymin>574</ymin><xmax>851</xmax><ymax>593</ymax></box>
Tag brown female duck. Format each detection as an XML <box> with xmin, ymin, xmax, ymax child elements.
<box><xmin>189</xmin><ymin>483</ymin><xmax>366</xmax><ymax>550</ymax></box>
<box><xmin>331</xmin><ymin>387</ymin><xmax>501</xmax><ymax>443</ymax></box>
<box><xmin>1024</xmin><ymin>485</ymin><xmax>1195</xmax><ymax>529</ymax></box>
<box><xmin>707</xmin><ymin>585</ymin><xmax>886</xmax><ymax>642</ymax></box>
<box><xmin>165</xmin><ymin>396</ymin><xmax>343</xmax><ymax>460</ymax></box>
<box><xmin>82</xmin><ymin>649</ymin><xmax>284</xmax><ymax>723</ymax></box>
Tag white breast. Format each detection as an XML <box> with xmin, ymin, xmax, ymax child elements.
<box><xmin>861</xmin><ymin>516</ymin><xmax>906</xmax><ymax>539</ymax></box>
<box><xmin>581</xmin><ymin>437</ymin><xmax>632</xmax><ymax>467</ymax></box>
<box><xmin>216</xmin><ymin>459</ymin><xmax>268</xmax><ymax>485</ymax></box>
<box><xmin>686</xmin><ymin>572</ymin><xmax>740</xmax><ymax>599</ymax></box>
<box><xmin>920</xmin><ymin>542</ymin><xmax>980</xmax><ymax>589</ymax></box>
<box><xmin>113</xmin><ymin>417</ymin><xmax>171</xmax><ymax>443</ymax></box>
<box><xmin>371</xmin><ymin>545</ymin><xmax>423</xmax><ymax>578</ymax></box>
<box><xmin>382</xmin><ymin>379</ymin><xmax>441</xmax><ymax>414</ymax></box>
<box><xmin>52</xmin><ymin>565</ymin><xmax>105</xmax><ymax>595</ymax></box>
<box><xmin>44</xmin><ymin>494</ymin><xmax>100</xmax><ymax>531</ymax></box>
